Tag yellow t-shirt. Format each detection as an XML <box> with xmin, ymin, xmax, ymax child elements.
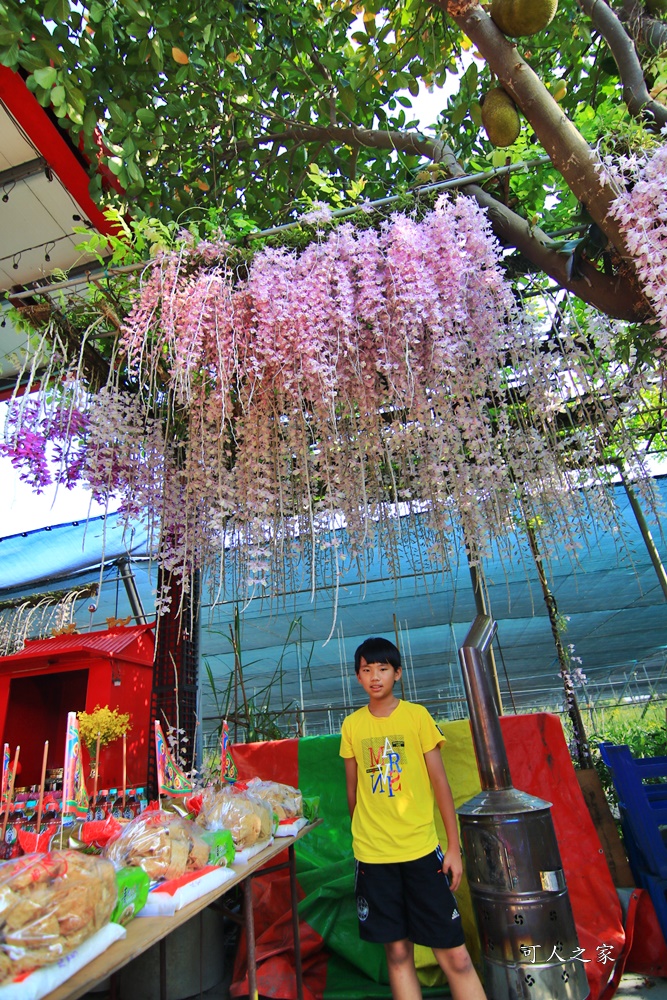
<box><xmin>339</xmin><ymin>700</ymin><xmax>445</xmax><ymax>864</ymax></box>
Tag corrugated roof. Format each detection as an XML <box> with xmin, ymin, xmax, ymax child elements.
<box><xmin>0</xmin><ymin>512</ymin><xmax>153</xmax><ymax>591</ymax></box>
<box><xmin>0</xmin><ymin>622</ymin><xmax>155</xmax><ymax>665</ymax></box>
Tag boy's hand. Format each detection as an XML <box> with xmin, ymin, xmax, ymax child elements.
<box><xmin>442</xmin><ymin>846</ymin><xmax>463</xmax><ymax>891</ymax></box>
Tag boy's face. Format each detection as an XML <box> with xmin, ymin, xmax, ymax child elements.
<box><xmin>357</xmin><ymin>657</ymin><xmax>401</xmax><ymax>701</ymax></box>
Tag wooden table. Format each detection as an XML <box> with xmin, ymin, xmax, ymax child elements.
<box><xmin>43</xmin><ymin>821</ymin><xmax>320</xmax><ymax>1000</ymax></box>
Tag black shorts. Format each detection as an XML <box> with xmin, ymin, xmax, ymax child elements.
<box><xmin>354</xmin><ymin>845</ymin><xmax>466</xmax><ymax>949</ymax></box>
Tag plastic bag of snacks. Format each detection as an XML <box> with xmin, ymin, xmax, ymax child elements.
<box><xmin>199</xmin><ymin>829</ymin><xmax>235</xmax><ymax>867</ymax></box>
<box><xmin>0</xmin><ymin>850</ymin><xmax>117</xmax><ymax>984</ymax></box>
<box><xmin>240</xmin><ymin>778</ymin><xmax>303</xmax><ymax>820</ymax></box>
<box><xmin>195</xmin><ymin>786</ymin><xmax>273</xmax><ymax>850</ymax></box>
<box><xmin>103</xmin><ymin>810</ymin><xmax>210</xmax><ymax>882</ymax></box>
<box><xmin>110</xmin><ymin>868</ymin><xmax>151</xmax><ymax>925</ymax></box>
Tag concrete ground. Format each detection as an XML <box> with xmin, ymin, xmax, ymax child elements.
<box><xmin>85</xmin><ymin>970</ymin><xmax>667</xmax><ymax>1000</ymax></box>
<box><xmin>82</xmin><ymin>925</ymin><xmax>667</xmax><ymax>1000</ymax></box>
<box><xmin>196</xmin><ymin>969</ymin><xmax>667</xmax><ymax>1000</ymax></box>
<box><xmin>615</xmin><ymin>974</ymin><xmax>667</xmax><ymax>998</ymax></box>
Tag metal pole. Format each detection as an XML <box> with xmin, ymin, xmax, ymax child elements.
<box><xmin>243</xmin><ymin>877</ymin><xmax>259</xmax><ymax>1000</ymax></box>
<box><xmin>458</xmin><ymin>615</ymin><xmax>512</xmax><ymax>791</ymax></box>
<box><xmin>116</xmin><ymin>556</ymin><xmax>148</xmax><ymax>623</ymax></box>
<box><xmin>467</xmin><ymin>557</ymin><xmax>504</xmax><ymax>714</ymax></box>
<box><xmin>289</xmin><ymin>844</ymin><xmax>305</xmax><ymax>1000</ymax></box>
<box><xmin>619</xmin><ymin>469</ymin><xmax>667</xmax><ymax>603</ymax></box>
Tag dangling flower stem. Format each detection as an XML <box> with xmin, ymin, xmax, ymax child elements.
<box><xmin>521</xmin><ymin>512</ymin><xmax>593</xmax><ymax>769</ymax></box>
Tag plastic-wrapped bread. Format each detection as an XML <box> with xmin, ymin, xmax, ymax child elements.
<box><xmin>195</xmin><ymin>786</ymin><xmax>273</xmax><ymax>849</ymax></box>
<box><xmin>241</xmin><ymin>778</ymin><xmax>303</xmax><ymax>820</ymax></box>
<box><xmin>0</xmin><ymin>850</ymin><xmax>117</xmax><ymax>983</ymax></box>
<box><xmin>103</xmin><ymin>810</ymin><xmax>210</xmax><ymax>881</ymax></box>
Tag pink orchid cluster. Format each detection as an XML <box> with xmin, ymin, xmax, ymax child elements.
<box><xmin>1</xmin><ymin>386</ymin><xmax>89</xmax><ymax>493</ymax></box>
<box><xmin>602</xmin><ymin>141</ymin><xmax>667</xmax><ymax>344</ymax></box>
<box><xmin>2</xmin><ymin>194</ymin><xmax>655</xmax><ymax>601</ymax></box>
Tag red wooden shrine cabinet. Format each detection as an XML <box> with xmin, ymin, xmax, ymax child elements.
<box><xmin>0</xmin><ymin>624</ymin><xmax>154</xmax><ymax>789</ymax></box>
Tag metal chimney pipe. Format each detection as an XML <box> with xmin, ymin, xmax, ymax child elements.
<box><xmin>458</xmin><ymin>615</ymin><xmax>511</xmax><ymax>791</ymax></box>
<box><xmin>457</xmin><ymin>614</ymin><xmax>590</xmax><ymax>1000</ymax></box>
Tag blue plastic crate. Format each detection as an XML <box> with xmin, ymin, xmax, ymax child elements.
<box><xmin>599</xmin><ymin>741</ymin><xmax>667</xmax><ymax>945</ymax></box>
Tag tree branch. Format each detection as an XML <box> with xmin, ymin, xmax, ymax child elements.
<box><xmin>577</xmin><ymin>0</ymin><xmax>667</xmax><ymax>127</ymax></box>
<box><xmin>222</xmin><ymin>113</ymin><xmax>649</xmax><ymax>320</ymax></box>
<box><xmin>435</xmin><ymin>147</ymin><xmax>647</xmax><ymax>321</ymax></box>
<box><xmin>620</xmin><ymin>0</ymin><xmax>667</xmax><ymax>56</ymax></box>
<box><xmin>259</xmin><ymin>120</ymin><xmax>452</xmax><ymax>162</ymax></box>
<box><xmin>431</xmin><ymin>3</ymin><xmax>647</xmax><ymax>281</ymax></box>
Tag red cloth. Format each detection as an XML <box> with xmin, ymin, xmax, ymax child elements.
<box><xmin>501</xmin><ymin>713</ymin><xmax>625</xmax><ymax>999</ymax></box>
<box><xmin>227</xmin><ymin>717</ymin><xmax>667</xmax><ymax>999</ymax></box>
<box><xmin>622</xmin><ymin>889</ymin><xmax>667</xmax><ymax>977</ymax></box>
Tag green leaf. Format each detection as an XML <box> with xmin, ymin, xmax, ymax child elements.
<box><xmin>101</xmin><ymin>17</ymin><xmax>115</xmax><ymax>49</ymax></box>
<box><xmin>107</xmin><ymin>101</ymin><xmax>127</xmax><ymax>125</ymax></box>
<box><xmin>63</xmin><ymin>80</ymin><xmax>86</xmax><ymax>114</ymax></box>
<box><xmin>0</xmin><ymin>29</ymin><xmax>20</xmax><ymax>47</ymax></box>
<box><xmin>449</xmin><ymin>103</ymin><xmax>468</xmax><ymax>125</ymax></box>
<box><xmin>106</xmin><ymin>156</ymin><xmax>124</xmax><ymax>176</ymax></box>
<box><xmin>339</xmin><ymin>86</ymin><xmax>356</xmax><ymax>116</ymax></box>
<box><xmin>40</xmin><ymin>39</ymin><xmax>64</xmax><ymax>65</ymax></box>
<box><xmin>17</xmin><ymin>48</ymin><xmax>45</xmax><ymax>73</ymax></box>
<box><xmin>0</xmin><ymin>41</ymin><xmax>19</xmax><ymax>68</ymax></box>
<box><xmin>32</xmin><ymin>65</ymin><xmax>57</xmax><ymax>88</ymax></box>
<box><xmin>43</xmin><ymin>0</ymin><xmax>70</xmax><ymax>20</ymax></box>
<box><xmin>150</xmin><ymin>35</ymin><xmax>163</xmax><ymax>70</ymax></box>
<box><xmin>89</xmin><ymin>1</ymin><xmax>106</xmax><ymax>24</ymax></box>
<box><xmin>136</xmin><ymin>107</ymin><xmax>157</xmax><ymax>126</ymax></box>
<box><xmin>463</xmin><ymin>61</ymin><xmax>478</xmax><ymax>94</ymax></box>
<box><xmin>34</xmin><ymin>85</ymin><xmax>52</xmax><ymax>107</ymax></box>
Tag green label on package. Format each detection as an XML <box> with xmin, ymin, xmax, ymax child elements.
<box><xmin>112</xmin><ymin>867</ymin><xmax>151</xmax><ymax>925</ymax></box>
<box><xmin>200</xmin><ymin>829</ymin><xmax>235</xmax><ymax>866</ymax></box>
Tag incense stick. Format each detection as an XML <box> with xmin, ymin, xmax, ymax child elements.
<box><xmin>1</xmin><ymin>746</ymin><xmax>20</xmax><ymax>842</ymax></box>
<box><xmin>93</xmin><ymin>732</ymin><xmax>101</xmax><ymax>802</ymax></box>
<box><xmin>122</xmin><ymin>732</ymin><xmax>127</xmax><ymax>810</ymax></box>
<box><xmin>36</xmin><ymin>741</ymin><xmax>49</xmax><ymax>832</ymax></box>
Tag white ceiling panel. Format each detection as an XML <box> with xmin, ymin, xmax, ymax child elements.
<box><xmin>0</xmin><ymin>82</ymin><xmax>110</xmax><ymax>383</ymax></box>
<box><xmin>0</xmin><ymin>103</ymin><xmax>35</xmax><ymax>169</ymax></box>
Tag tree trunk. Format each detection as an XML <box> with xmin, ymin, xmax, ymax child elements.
<box><xmin>434</xmin><ymin>0</ymin><xmax>650</xmax><ymax>321</ymax></box>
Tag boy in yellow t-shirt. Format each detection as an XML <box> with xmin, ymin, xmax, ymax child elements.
<box><xmin>340</xmin><ymin>636</ymin><xmax>486</xmax><ymax>1000</ymax></box>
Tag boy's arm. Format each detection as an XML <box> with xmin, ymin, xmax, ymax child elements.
<box><xmin>344</xmin><ymin>757</ymin><xmax>358</xmax><ymax>819</ymax></box>
<box><xmin>424</xmin><ymin>746</ymin><xmax>463</xmax><ymax>891</ymax></box>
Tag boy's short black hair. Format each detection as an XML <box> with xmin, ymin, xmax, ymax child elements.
<box><xmin>354</xmin><ymin>636</ymin><xmax>402</xmax><ymax>674</ymax></box>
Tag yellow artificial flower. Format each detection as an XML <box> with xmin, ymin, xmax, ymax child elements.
<box><xmin>77</xmin><ymin>705</ymin><xmax>131</xmax><ymax>753</ymax></box>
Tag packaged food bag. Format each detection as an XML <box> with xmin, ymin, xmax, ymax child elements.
<box><xmin>0</xmin><ymin>850</ymin><xmax>117</xmax><ymax>983</ymax></box>
<box><xmin>240</xmin><ymin>778</ymin><xmax>303</xmax><ymax>820</ymax></box>
<box><xmin>194</xmin><ymin>786</ymin><xmax>273</xmax><ymax>850</ymax></box>
<box><xmin>111</xmin><ymin>867</ymin><xmax>151</xmax><ymax>925</ymax></box>
<box><xmin>103</xmin><ymin>810</ymin><xmax>210</xmax><ymax>882</ymax></box>
<box><xmin>199</xmin><ymin>829</ymin><xmax>235</xmax><ymax>867</ymax></box>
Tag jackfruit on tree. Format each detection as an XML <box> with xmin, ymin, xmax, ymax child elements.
<box><xmin>481</xmin><ymin>88</ymin><xmax>521</xmax><ymax>147</ymax></box>
<box><xmin>490</xmin><ymin>0</ymin><xmax>558</xmax><ymax>37</ymax></box>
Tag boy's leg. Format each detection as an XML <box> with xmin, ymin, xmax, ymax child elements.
<box><xmin>385</xmin><ymin>939</ymin><xmax>422</xmax><ymax>1000</ymax></box>
<box><xmin>432</xmin><ymin>944</ymin><xmax>487</xmax><ymax>1000</ymax></box>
